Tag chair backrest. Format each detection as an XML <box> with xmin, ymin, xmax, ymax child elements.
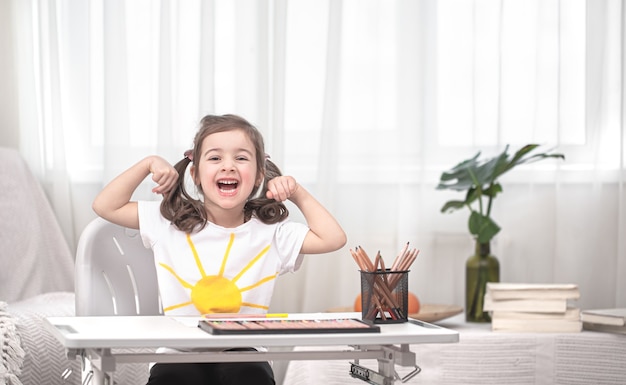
<box><xmin>75</xmin><ymin>217</ymin><xmax>162</xmax><ymax>316</ymax></box>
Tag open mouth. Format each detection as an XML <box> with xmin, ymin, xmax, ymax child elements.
<box><xmin>217</xmin><ymin>179</ymin><xmax>239</xmax><ymax>193</ymax></box>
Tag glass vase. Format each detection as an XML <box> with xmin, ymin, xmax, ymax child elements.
<box><xmin>465</xmin><ymin>240</ymin><xmax>500</xmax><ymax>322</ymax></box>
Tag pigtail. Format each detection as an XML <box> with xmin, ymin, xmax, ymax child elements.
<box><xmin>160</xmin><ymin>157</ymin><xmax>207</xmax><ymax>233</ymax></box>
<box><xmin>244</xmin><ymin>158</ymin><xmax>289</xmax><ymax>224</ymax></box>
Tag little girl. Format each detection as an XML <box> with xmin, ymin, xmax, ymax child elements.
<box><xmin>92</xmin><ymin>114</ymin><xmax>347</xmax><ymax>385</ymax></box>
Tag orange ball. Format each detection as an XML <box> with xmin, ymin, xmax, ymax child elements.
<box><xmin>354</xmin><ymin>292</ymin><xmax>421</xmax><ymax>314</ymax></box>
<box><xmin>408</xmin><ymin>292</ymin><xmax>421</xmax><ymax>314</ymax></box>
<box><xmin>354</xmin><ymin>293</ymin><xmax>362</xmax><ymax>312</ymax></box>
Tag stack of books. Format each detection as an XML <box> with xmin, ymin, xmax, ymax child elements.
<box><xmin>483</xmin><ymin>282</ymin><xmax>582</xmax><ymax>332</ymax></box>
<box><xmin>581</xmin><ymin>308</ymin><xmax>626</xmax><ymax>335</ymax></box>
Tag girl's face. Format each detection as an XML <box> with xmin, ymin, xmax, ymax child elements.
<box><xmin>191</xmin><ymin>129</ymin><xmax>261</xmax><ymax>214</ymax></box>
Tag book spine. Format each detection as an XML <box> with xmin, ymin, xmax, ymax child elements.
<box><xmin>583</xmin><ymin>322</ymin><xmax>626</xmax><ymax>335</ymax></box>
<box><xmin>491</xmin><ymin>308</ymin><xmax>580</xmax><ymax>321</ymax></box>
<box><xmin>492</xmin><ymin>319</ymin><xmax>582</xmax><ymax>333</ymax></box>
<box><xmin>580</xmin><ymin>313</ymin><xmax>625</xmax><ymax>327</ymax></box>
<box><xmin>484</xmin><ymin>297</ymin><xmax>568</xmax><ymax>313</ymax></box>
<box><xmin>488</xmin><ymin>290</ymin><xmax>580</xmax><ymax>300</ymax></box>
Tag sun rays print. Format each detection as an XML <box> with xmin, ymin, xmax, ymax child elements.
<box><xmin>158</xmin><ymin>233</ymin><xmax>278</xmax><ymax>314</ymax></box>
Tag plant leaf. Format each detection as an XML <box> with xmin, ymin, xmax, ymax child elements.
<box><xmin>468</xmin><ymin>211</ymin><xmax>501</xmax><ymax>243</ymax></box>
<box><xmin>498</xmin><ymin>144</ymin><xmax>565</xmax><ymax>177</ymax></box>
<box><xmin>482</xmin><ymin>183</ymin><xmax>503</xmax><ymax>198</ymax></box>
<box><xmin>437</xmin><ymin>144</ymin><xmax>564</xmax><ymax>193</ymax></box>
<box><xmin>436</xmin><ymin>154</ymin><xmax>482</xmax><ymax>191</ymax></box>
<box><xmin>440</xmin><ymin>200</ymin><xmax>467</xmax><ymax>213</ymax></box>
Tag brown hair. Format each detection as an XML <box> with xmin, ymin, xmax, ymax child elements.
<box><xmin>160</xmin><ymin>114</ymin><xmax>289</xmax><ymax>233</ymax></box>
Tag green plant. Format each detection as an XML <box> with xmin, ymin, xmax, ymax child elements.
<box><xmin>436</xmin><ymin>144</ymin><xmax>565</xmax><ymax>244</ymax></box>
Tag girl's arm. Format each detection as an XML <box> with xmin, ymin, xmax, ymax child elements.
<box><xmin>92</xmin><ymin>156</ymin><xmax>178</xmax><ymax>229</ymax></box>
<box><xmin>266</xmin><ymin>176</ymin><xmax>347</xmax><ymax>254</ymax></box>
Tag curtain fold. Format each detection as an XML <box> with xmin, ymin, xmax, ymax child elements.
<box><xmin>5</xmin><ymin>0</ymin><xmax>625</xmax><ymax>311</ymax></box>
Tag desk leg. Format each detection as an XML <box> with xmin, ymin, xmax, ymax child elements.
<box><xmin>91</xmin><ymin>367</ymin><xmax>112</xmax><ymax>385</ymax></box>
<box><xmin>350</xmin><ymin>345</ymin><xmax>421</xmax><ymax>385</ymax></box>
<box><xmin>80</xmin><ymin>350</ymin><xmax>114</xmax><ymax>385</ymax></box>
<box><xmin>380</xmin><ymin>345</ymin><xmax>421</xmax><ymax>383</ymax></box>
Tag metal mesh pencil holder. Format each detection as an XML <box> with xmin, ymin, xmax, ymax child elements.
<box><xmin>360</xmin><ymin>269</ymin><xmax>409</xmax><ymax>324</ymax></box>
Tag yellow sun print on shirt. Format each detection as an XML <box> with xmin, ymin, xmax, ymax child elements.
<box><xmin>158</xmin><ymin>233</ymin><xmax>278</xmax><ymax>314</ymax></box>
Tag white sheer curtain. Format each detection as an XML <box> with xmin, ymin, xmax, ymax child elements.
<box><xmin>6</xmin><ymin>0</ymin><xmax>625</xmax><ymax>312</ymax></box>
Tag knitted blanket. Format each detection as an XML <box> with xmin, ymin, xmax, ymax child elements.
<box><xmin>0</xmin><ymin>301</ymin><xmax>24</xmax><ymax>385</ymax></box>
<box><xmin>6</xmin><ymin>293</ymin><xmax>80</xmax><ymax>385</ymax></box>
<box><xmin>6</xmin><ymin>293</ymin><xmax>149</xmax><ymax>385</ymax></box>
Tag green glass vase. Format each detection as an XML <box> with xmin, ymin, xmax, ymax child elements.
<box><xmin>465</xmin><ymin>241</ymin><xmax>500</xmax><ymax>322</ymax></box>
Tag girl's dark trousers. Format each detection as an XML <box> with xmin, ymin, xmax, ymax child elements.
<box><xmin>146</xmin><ymin>348</ymin><xmax>275</xmax><ymax>385</ymax></box>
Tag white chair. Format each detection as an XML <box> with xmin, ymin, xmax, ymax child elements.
<box><xmin>74</xmin><ymin>217</ymin><xmax>162</xmax><ymax>385</ymax></box>
<box><xmin>74</xmin><ymin>217</ymin><xmax>162</xmax><ymax>316</ymax></box>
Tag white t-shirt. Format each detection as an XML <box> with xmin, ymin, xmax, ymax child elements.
<box><xmin>138</xmin><ymin>201</ymin><xmax>309</xmax><ymax>316</ymax></box>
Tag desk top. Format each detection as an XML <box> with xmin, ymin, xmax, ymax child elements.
<box><xmin>45</xmin><ymin>312</ymin><xmax>459</xmax><ymax>350</ymax></box>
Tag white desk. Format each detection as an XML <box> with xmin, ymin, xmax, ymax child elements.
<box><xmin>45</xmin><ymin>312</ymin><xmax>458</xmax><ymax>385</ymax></box>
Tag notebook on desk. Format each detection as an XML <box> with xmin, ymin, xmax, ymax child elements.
<box><xmin>198</xmin><ymin>318</ymin><xmax>381</xmax><ymax>335</ymax></box>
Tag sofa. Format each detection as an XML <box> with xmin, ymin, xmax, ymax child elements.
<box><xmin>0</xmin><ymin>147</ymin><xmax>165</xmax><ymax>385</ymax></box>
<box><xmin>0</xmin><ymin>147</ymin><xmax>80</xmax><ymax>385</ymax></box>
